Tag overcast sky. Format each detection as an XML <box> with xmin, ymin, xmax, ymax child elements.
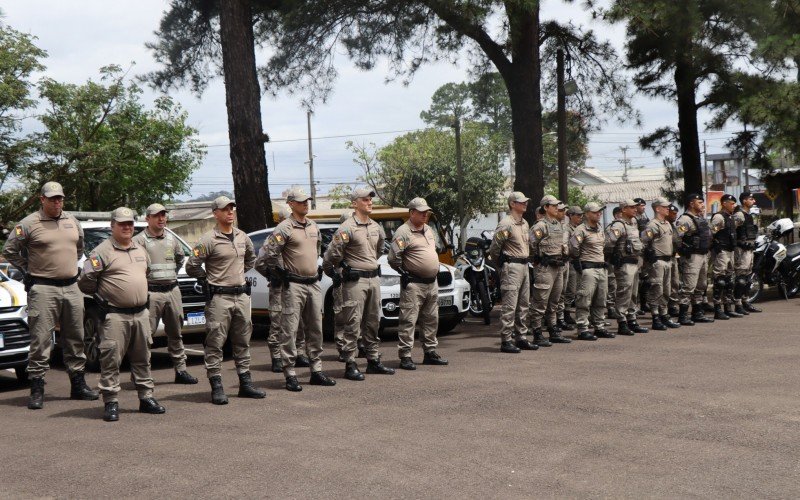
<box><xmin>3</xmin><ymin>0</ymin><xmax>740</xmax><ymax>200</ymax></box>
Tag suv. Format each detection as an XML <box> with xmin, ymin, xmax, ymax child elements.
<box><xmin>0</xmin><ymin>270</ymin><xmax>29</xmax><ymax>382</ymax></box>
<box><xmin>246</xmin><ymin>225</ymin><xmax>470</xmax><ymax>339</ymax></box>
<box><xmin>78</xmin><ymin>220</ymin><xmax>206</xmax><ymax>370</ymax></box>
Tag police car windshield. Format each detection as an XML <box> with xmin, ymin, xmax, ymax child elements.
<box><xmin>82</xmin><ymin>227</ymin><xmax>193</xmax><ymax>256</ymax></box>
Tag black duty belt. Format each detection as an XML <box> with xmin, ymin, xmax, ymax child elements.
<box><xmin>31</xmin><ymin>274</ymin><xmax>79</xmax><ymax>287</ymax></box>
<box><xmin>148</xmin><ymin>282</ymin><xmax>178</xmax><ymax>293</ymax></box>
<box><xmin>353</xmin><ymin>268</ymin><xmax>381</xmax><ymax>278</ymax></box>
<box><xmin>737</xmin><ymin>241</ymin><xmax>756</xmax><ymax>250</ymax></box>
<box><xmin>108</xmin><ymin>303</ymin><xmax>148</xmax><ymax>314</ymax></box>
<box><xmin>209</xmin><ymin>284</ymin><xmax>250</xmax><ymax>295</ymax></box>
<box><xmin>620</xmin><ymin>256</ymin><xmax>639</xmax><ymax>265</ymax></box>
<box><xmin>408</xmin><ymin>275</ymin><xmax>437</xmax><ymax>285</ymax></box>
<box><xmin>287</xmin><ymin>275</ymin><xmax>320</xmax><ymax>285</ymax></box>
<box><xmin>503</xmin><ymin>255</ymin><xmax>529</xmax><ymax>265</ymax></box>
<box><xmin>580</xmin><ymin>261</ymin><xmax>606</xmax><ymax>269</ymax></box>
<box><xmin>653</xmin><ymin>255</ymin><xmax>672</xmax><ymax>262</ymax></box>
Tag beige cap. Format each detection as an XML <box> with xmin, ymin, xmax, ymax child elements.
<box><xmin>350</xmin><ymin>186</ymin><xmax>376</xmax><ymax>201</ymax></box>
<box><xmin>621</xmin><ymin>199</ymin><xmax>638</xmax><ymax>208</ymax></box>
<box><xmin>211</xmin><ymin>196</ymin><xmax>236</xmax><ymax>210</ymax></box>
<box><xmin>407</xmin><ymin>197</ymin><xmax>432</xmax><ymax>212</ymax></box>
<box><xmin>146</xmin><ymin>203</ymin><xmax>167</xmax><ymax>215</ymax></box>
<box><xmin>285</xmin><ymin>188</ymin><xmax>311</xmax><ymax>203</ymax></box>
<box><xmin>111</xmin><ymin>207</ymin><xmax>136</xmax><ymax>223</ymax></box>
<box><xmin>557</xmin><ymin>202</ymin><xmax>567</xmax><ymax>210</ymax></box>
<box><xmin>507</xmin><ymin>191</ymin><xmax>530</xmax><ymax>204</ymax></box>
<box><xmin>540</xmin><ymin>194</ymin><xmax>562</xmax><ymax>207</ymax></box>
<box><xmin>41</xmin><ymin>181</ymin><xmax>65</xmax><ymax>198</ymax></box>
<box><xmin>584</xmin><ymin>201</ymin><xmax>606</xmax><ymax>213</ymax></box>
<box><xmin>567</xmin><ymin>205</ymin><xmax>584</xmax><ymax>215</ymax></box>
<box><xmin>651</xmin><ymin>196</ymin><xmax>671</xmax><ymax>208</ymax></box>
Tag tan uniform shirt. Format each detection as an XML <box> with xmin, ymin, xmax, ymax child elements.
<box><xmin>605</xmin><ymin>217</ymin><xmax>643</xmax><ymax>256</ymax></box>
<box><xmin>530</xmin><ymin>216</ymin><xmax>567</xmax><ymax>257</ymax></box>
<box><xmin>132</xmin><ymin>228</ymin><xmax>184</xmax><ymax>284</ymax></box>
<box><xmin>185</xmin><ymin>227</ymin><xmax>255</xmax><ymax>286</ymax></box>
<box><xmin>641</xmin><ymin>218</ymin><xmax>674</xmax><ymax>257</ymax></box>
<box><xmin>323</xmin><ymin>215</ymin><xmax>385</xmax><ymax>274</ymax></box>
<box><xmin>388</xmin><ymin>222</ymin><xmax>440</xmax><ymax>278</ymax></box>
<box><xmin>675</xmin><ymin>213</ymin><xmax>699</xmax><ymax>244</ymax></box>
<box><xmin>488</xmin><ymin>214</ymin><xmax>530</xmax><ymax>261</ymax></box>
<box><xmin>2</xmin><ymin>210</ymin><xmax>84</xmax><ymax>279</ymax></box>
<box><xmin>569</xmin><ymin>223</ymin><xmax>605</xmax><ymax>263</ymax></box>
<box><xmin>78</xmin><ymin>237</ymin><xmax>150</xmax><ymax>308</ymax></box>
<box><xmin>257</xmin><ymin>216</ymin><xmax>321</xmax><ymax>277</ymax></box>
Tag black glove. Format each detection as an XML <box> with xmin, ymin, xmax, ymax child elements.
<box><xmin>22</xmin><ymin>273</ymin><xmax>33</xmax><ymax>292</ymax></box>
<box><xmin>399</xmin><ymin>269</ymin><xmax>410</xmax><ymax>289</ymax></box>
<box><xmin>197</xmin><ymin>278</ymin><xmax>210</xmax><ymax>301</ymax></box>
<box><xmin>332</xmin><ymin>271</ymin><xmax>342</xmax><ymax>288</ymax></box>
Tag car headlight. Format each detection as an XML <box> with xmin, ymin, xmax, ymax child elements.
<box><xmin>380</xmin><ymin>275</ymin><xmax>402</xmax><ymax>287</ymax></box>
<box><xmin>453</xmin><ymin>267</ymin><xmax>464</xmax><ymax>280</ymax></box>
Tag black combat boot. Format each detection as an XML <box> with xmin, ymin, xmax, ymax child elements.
<box><xmin>309</xmin><ymin>371</ymin><xmax>336</xmax><ymax>386</ymax></box>
<box><xmin>678</xmin><ymin>304</ymin><xmax>695</xmax><ymax>326</ymax></box>
<box><xmin>209</xmin><ymin>375</ymin><xmax>229</xmax><ymax>405</ymax></box>
<box><xmin>714</xmin><ymin>304</ymin><xmax>730</xmax><ymax>320</ymax></box>
<box><xmin>514</xmin><ymin>337</ymin><xmax>539</xmax><ymax>350</ymax></box>
<box><xmin>69</xmin><ymin>371</ymin><xmax>99</xmax><ymax>400</ymax></box>
<box><xmin>703</xmin><ymin>301</ymin><xmax>715</xmax><ymax>313</ymax></box>
<box><xmin>607</xmin><ymin>307</ymin><xmax>620</xmax><ymax>320</ymax></box>
<box><xmin>594</xmin><ymin>327</ymin><xmax>615</xmax><ymax>338</ymax></box>
<box><xmin>399</xmin><ymin>357</ymin><xmax>417</xmax><ymax>370</ymax></box>
<box><xmin>563</xmin><ymin>311</ymin><xmax>577</xmax><ymax>326</ymax></box>
<box><xmin>533</xmin><ymin>328</ymin><xmax>552</xmax><ymax>347</ymax></box>
<box><xmin>743</xmin><ymin>301</ymin><xmax>761</xmax><ymax>313</ymax></box>
<box><xmin>556</xmin><ymin>316</ymin><xmax>575</xmax><ymax>331</ymax></box>
<box><xmin>357</xmin><ymin>343</ymin><xmax>367</xmax><ymax>358</ymax></box>
<box><xmin>661</xmin><ymin>314</ymin><xmax>681</xmax><ymax>329</ymax></box>
<box><xmin>238</xmin><ymin>371</ymin><xmax>267</xmax><ymax>398</ymax></box>
<box><xmin>500</xmin><ymin>341</ymin><xmax>521</xmax><ymax>353</ymax></box>
<box><xmin>576</xmin><ymin>330</ymin><xmax>597</xmax><ymax>341</ymax></box>
<box><xmin>285</xmin><ymin>376</ymin><xmax>302</xmax><ymax>392</ymax></box>
<box><xmin>616</xmin><ymin>320</ymin><xmax>634</xmax><ymax>336</ymax></box>
<box><xmin>549</xmin><ymin>327</ymin><xmax>572</xmax><ymax>343</ymax></box>
<box><xmin>103</xmin><ymin>401</ymin><xmax>119</xmax><ymax>422</ymax></box>
<box><xmin>295</xmin><ymin>355</ymin><xmax>311</xmax><ymax>368</ymax></box>
<box><xmin>345</xmin><ymin>361</ymin><xmax>365</xmax><ymax>381</ymax></box>
<box><xmin>139</xmin><ymin>397</ymin><xmax>166</xmax><ymax>414</ymax></box>
<box><xmin>423</xmin><ymin>351</ymin><xmax>449</xmax><ymax>365</ymax></box>
<box><xmin>725</xmin><ymin>304</ymin><xmax>743</xmax><ymax>318</ymax></box>
<box><xmin>627</xmin><ymin>319</ymin><xmax>649</xmax><ymax>333</ymax></box>
<box><xmin>366</xmin><ymin>358</ymin><xmax>395</xmax><ymax>375</ymax></box>
<box><xmin>651</xmin><ymin>313</ymin><xmax>667</xmax><ymax>331</ymax></box>
<box><xmin>28</xmin><ymin>377</ymin><xmax>45</xmax><ymax>410</ymax></box>
<box><xmin>667</xmin><ymin>305</ymin><xmax>680</xmax><ymax>318</ymax></box>
<box><xmin>175</xmin><ymin>370</ymin><xmax>198</xmax><ymax>384</ymax></box>
<box><xmin>271</xmin><ymin>357</ymin><xmax>283</xmax><ymax>373</ymax></box>
<box><xmin>692</xmin><ymin>303</ymin><xmax>714</xmax><ymax>323</ymax></box>
<box><xmin>734</xmin><ymin>303</ymin><xmax>749</xmax><ymax>316</ymax></box>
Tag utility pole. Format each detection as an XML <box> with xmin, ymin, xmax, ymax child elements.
<box><xmin>703</xmin><ymin>140</ymin><xmax>708</xmax><ymax>196</ymax></box>
<box><xmin>556</xmin><ymin>48</ymin><xmax>568</xmax><ymax>203</ymax></box>
<box><xmin>743</xmin><ymin>123</ymin><xmax>750</xmax><ymax>191</ymax></box>
<box><xmin>619</xmin><ymin>146</ymin><xmax>631</xmax><ymax>182</ymax></box>
<box><xmin>306</xmin><ymin>110</ymin><xmax>317</xmax><ymax>209</ymax></box>
<box><xmin>454</xmin><ymin>118</ymin><xmax>465</xmax><ymax>251</ymax></box>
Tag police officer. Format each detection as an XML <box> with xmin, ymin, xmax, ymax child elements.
<box><xmin>675</xmin><ymin>193</ymin><xmax>714</xmax><ymax>324</ymax></box>
<box><xmin>185</xmin><ymin>196</ymin><xmax>266</xmax><ymax>404</ymax></box>
<box><xmin>733</xmin><ymin>191</ymin><xmax>762</xmax><ymax>315</ymax></box>
<box><xmin>569</xmin><ymin>202</ymin><xmax>610</xmax><ymax>340</ymax></box>
<box><xmin>559</xmin><ymin>206</ymin><xmax>584</xmax><ymax>328</ymax></box>
<box><xmin>2</xmin><ymin>181</ymin><xmax>97</xmax><ymax>409</ymax></box>
<box><xmin>605</xmin><ymin>199</ymin><xmax>648</xmax><ymax>335</ymax></box>
<box><xmin>633</xmin><ymin>198</ymin><xmax>649</xmax><ymax>314</ymax></box>
<box><xmin>258</xmin><ymin>189</ymin><xmax>336</xmax><ymax>391</ymax></box>
<box><xmin>488</xmin><ymin>192</ymin><xmax>538</xmax><ymax>353</ymax></box>
<box><xmin>710</xmin><ymin>194</ymin><xmax>740</xmax><ymax>320</ymax></box>
<box><xmin>388</xmin><ymin>197</ymin><xmax>449</xmax><ymax>369</ymax></box>
<box><xmin>133</xmin><ymin>204</ymin><xmax>197</xmax><ymax>384</ymax></box>
<box><xmin>78</xmin><ymin>207</ymin><xmax>165</xmax><ymax>422</ymax></box>
<box><xmin>605</xmin><ymin>206</ymin><xmax>622</xmax><ymax>321</ymax></box>
<box><xmin>666</xmin><ymin>204</ymin><xmax>684</xmax><ymax>321</ymax></box>
<box><xmin>641</xmin><ymin>198</ymin><xmax>681</xmax><ymax>330</ymax></box>
<box><xmin>529</xmin><ymin>195</ymin><xmax>571</xmax><ymax>346</ymax></box>
<box><xmin>333</xmin><ymin>211</ymin><xmax>358</xmax><ymax>362</ymax></box>
<box><xmin>323</xmin><ymin>187</ymin><xmax>393</xmax><ymax>379</ymax></box>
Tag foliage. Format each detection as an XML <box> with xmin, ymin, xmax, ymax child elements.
<box><xmin>544</xmin><ymin>180</ymin><xmax>600</xmax><ymax>210</ymax></box>
<box><xmin>326</xmin><ymin>184</ymin><xmax>354</xmax><ymax>209</ymax></box>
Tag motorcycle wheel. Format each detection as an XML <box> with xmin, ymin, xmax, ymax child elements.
<box><xmin>786</xmin><ymin>276</ymin><xmax>800</xmax><ymax>298</ymax></box>
<box><xmin>478</xmin><ymin>281</ymin><xmax>491</xmax><ymax>325</ymax></box>
<box><xmin>468</xmin><ymin>277</ymin><xmax>485</xmax><ymax>317</ymax></box>
<box><xmin>746</xmin><ymin>273</ymin><xmax>762</xmax><ymax>304</ymax></box>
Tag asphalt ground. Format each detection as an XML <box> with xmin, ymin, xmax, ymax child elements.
<box><xmin>2</xmin><ymin>295</ymin><xmax>800</xmax><ymax>499</ymax></box>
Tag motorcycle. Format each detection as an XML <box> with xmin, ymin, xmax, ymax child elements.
<box><xmin>748</xmin><ymin>217</ymin><xmax>800</xmax><ymax>303</ymax></box>
<box><xmin>455</xmin><ymin>231</ymin><xmax>500</xmax><ymax>325</ymax></box>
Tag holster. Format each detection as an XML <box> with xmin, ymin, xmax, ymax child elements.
<box><xmin>93</xmin><ymin>294</ymin><xmax>109</xmax><ymax>322</ymax></box>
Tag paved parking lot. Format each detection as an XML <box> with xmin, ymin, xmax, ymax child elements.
<box><xmin>2</xmin><ymin>298</ymin><xmax>800</xmax><ymax>498</ymax></box>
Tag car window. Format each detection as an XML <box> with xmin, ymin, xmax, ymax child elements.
<box><xmin>250</xmin><ymin>230</ymin><xmax>272</xmax><ymax>252</ymax></box>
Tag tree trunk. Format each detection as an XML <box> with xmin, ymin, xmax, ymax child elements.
<box><xmin>674</xmin><ymin>60</ymin><xmax>703</xmax><ymax>197</ymax></box>
<box><xmin>219</xmin><ymin>0</ymin><xmax>274</xmax><ymax>231</ymax></box>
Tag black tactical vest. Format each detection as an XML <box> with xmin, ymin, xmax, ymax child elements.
<box><xmin>682</xmin><ymin>213</ymin><xmax>712</xmax><ymax>254</ymax></box>
<box><xmin>735</xmin><ymin>209</ymin><xmax>758</xmax><ymax>243</ymax></box>
<box><xmin>713</xmin><ymin>211</ymin><xmax>736</xmax><ymax>251</ymax></box>
<box><xmin>636</xmin><ymin>214</ymin><xmax>649</xmax><ymax>233</ymax></box>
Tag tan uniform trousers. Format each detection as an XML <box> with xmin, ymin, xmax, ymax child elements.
<box><xmin>340</xmin><ymin>276</ymin><xmax>381</xmax><ymax>361</ymax></box>
<box><xmin>267</xmin><ymin>285</ymin><xmax>307</xmax><ymax>359</ymax></box>
<box><xmin>631</xmin><ymin>257</ymin><xmax>642</xmax><ymax>307</ymax></box>
<box><xmin>397</xmin><ymin>281</ymin><xmax>438</xmax><ymax>358</ymax></box>
<box><xmin>607</xmin><ymin>266</ymin><xmax>617</xmax><ymax>310</ymax></box>
<box><xmin>712</xmin><ymin>250</ymin><xmax>735</xmax><ymax>305</ymax></box>
<box><xmin>564</xmin><ymin>263</ymin><xmax>579</xmax><ymax>313</ymax></box>
<box><xmin>148</xmin><ymin>287</ymin><xmax>187</xmax><ymax>372</ymax></box>
<box><xmin>530</xmin><ymin>263</ymin><xmax>564</xmax><ymax>330</ymax></box>
<box><xmin>647</xmin><ymin>259</ymin><xmax>672</xmax><ymax>315</ymax></box>
<box><xmin>26</xmin><ymin>283</ymin><xmax>86</xmax><ymax>378</ymax></box>
<box><xmin>204</xmin><ymin>292</ymin><xmax>252</xmax><ymax>378</ymax></box>
<box><xmin>575</xmin><ymin>267</ymin><xmax>608</xmax><ymax>331</ymax></box>
<box><xmin>614</xmin><ymin>262</ymin><xmax>639</xmax><ymax>320</ymax></box>
<box><xmin>556</xmin><ymin>264</ymin><xmax>570</xmax><ymax>316</ymax></box>
<box><xmin>734</xmin><ymin>247</ymin><xmax>754</xmax><ymax>276</ymax></box>
<box><xmin>499</xmin><ymin>262</ymin><xmax>529</xmax><ymax>343</ymax></box>
<box><xmin>669</xmin><ymin>258</ymin><xmax>680</xmax><ymax>308</ymax></box>
<box><xmin>678</xmin><ymin>253</ymin><xmax>709</xmax><ymax>305</ymax></box>
<box><xmin>98</xmin><ymin>309</ymin><xmax>154</xmax><ymax>403</ymax></box>
<box><xmin>332</xmin><ymin>286</ymin><xmax>350</xmax><ymax>353</ymax></box>
<box><xmin>279</xmin><ymin>281</ymin><xmax>323</xmax><ymax>377</ymax></box>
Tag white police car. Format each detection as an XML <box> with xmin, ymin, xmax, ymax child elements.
<box><xmin>0</xmin><ymin>270</ymin><xmax>29</xmax><ymax>382</ymax></box>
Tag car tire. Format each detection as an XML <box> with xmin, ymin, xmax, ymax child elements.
<box><xmin>15</xmin><ymin>366</ymin><xmax>29</xmax><ymax>383</ymax></box>
<box><xmin>437</xmin><ymin>318</ymin><xmax>460</xmax><ymax>334</ymax></box>
<box><xmin>83</xmin><ymin>305</ymin><xmax>103</xmax><ymax>373</ymax></box>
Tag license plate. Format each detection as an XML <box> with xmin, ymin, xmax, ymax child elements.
<box><xmin>0</xmin><ymin>333</ymin><xmax>4</xmax><ymax>349</ymax></box>
<box><xmin>187</xmin><ymin>312</ymin><xmax>206</xmax><ymax>325</ymax></box>
<box><xmin>438</xmin><ymin>296</ymin><xmax>453</xmax><ymax>307</ymax></box>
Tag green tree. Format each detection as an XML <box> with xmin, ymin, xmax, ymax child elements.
<box><xmin>327</xmin><ymin>184</ymin><xmax>354</xmax><ymax>209</ymax></box>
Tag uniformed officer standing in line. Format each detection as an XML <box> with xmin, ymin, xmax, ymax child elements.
<box><xmin>605</xmin><ymin>206</ymin><xmax>622</xmax><ymax>321</ymax></box>
<box><xmin>388</xmin><ymin>198</ymin><xmax>449</xmax><ymax>369</ymax></box>
<box><xmin>666</xmin><ymin>204</ymin><xmax>684</xmax><ymax>320</ymax></box>
<box><xmin>605</xmin><ymin>199</ymin><xmax>649</xmax><ymax>336</ymax></box>
<box><xmin>133</xmin><ymin>204</ymin><xmax>197</xmax><ymax>384</ymax></box>
<box><xmin>78</xmin><ymin>207</ymin><xmax>165</xmax><ymax>422</ymax></box>
<box><xmin>332</xmin><ymin>211</ymin><xmax>361</xmax><ymax>362</ymax></box>
<box><xmin>640</xmin><ymin>198</ymin><xmax>681</xmax><ymax>330</ymax></box>
<box><xmin>675</xmin><ymin>193</ymin><xmax>714</xmax><ymax>324</ymax></box>
<box><xmin>709</xmin><ymin>194</ymin><xmax>740</xmax><ymax>320</ymax></box>
<box><xmin>569</xmin><ymin>202</ymin><xmax>611</xmax><ymax>340</ymax></box>
<box><xmin>487</xmin><ymin>192</ymin><xmax>538</xmax><ymax>353</ymax></box>
<box><xmin>2</xmin><ymin>181</ymin><xmax>98</xmax><ymax>409</ymax></box>
<box><xmin>633</xmin><ymin>198</ymin><xmax>650</xmax><ymax>314</ymax></box>
<box><xmin>258</xmin><ymin>189</ymin><xmax>336</xmax><ymax>391</ymax></box>
<box><xmin>558</xmin><ymin>206</ymin><xmax>584</xmax><ymax>328</ymax></box>
<box><xmin>732</xmin><ymin>191</ymin><xmax>762</xmax><ymax>315</ymax></box>
<box><xmin>323</xmin><ymin>187</ymin><xmax>394</xmax><ymax>379</ymax></box>
<box><xmin>186</xmin><ymin>196</ymin><xmax>266</xmax><ymax>404</ymax></box>
<box><xmin>529</xmin><ymin>195</ymin><xmax>572</xmax><ymax>346</ymax></box>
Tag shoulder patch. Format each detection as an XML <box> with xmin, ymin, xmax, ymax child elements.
<box><xmin>90</xmin><ymin>255</ymin><xmax>103</xmax><ymax>271</ymax></box>
<box><xmin>192</xmin><ymin>243</ymin><xmax>206</xmax><ymax>258</ymax></box>
<box><xmin>612</xmin><ymin>228</ymin><xmax>620</xmax><ymax>237</ymax></box>
<box><xmin>646</xmin><ymin>229</ymin><xmax>654</xmax><ymax>239</ymax></box>
<box><xmin>14</xmin><ymin>225</ymin><xmax>25</xmax><ymax>239</ymax></box>
<box><xmin>576</xmin><ymin>235</ymin><xmax>583</xmax><ymax>243</ymax></box>
<box><xmin>534</xmin><ymin>229</ymin><xmax>543</xmax><ymax>239</ymax></box>
<box><xmin>396</xmin><ymin>239</ymin><xmax>405</xmax><ymax>249</ymax></box>
<box><xmin>275</xmin><ymin>233</ymin><xmax>284</xmax><ymax>243</ymax></box>
<box><xmin>678</xmin><ymin>225</ymin><xmax>688</xmax><ymax>233</ymax></box>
